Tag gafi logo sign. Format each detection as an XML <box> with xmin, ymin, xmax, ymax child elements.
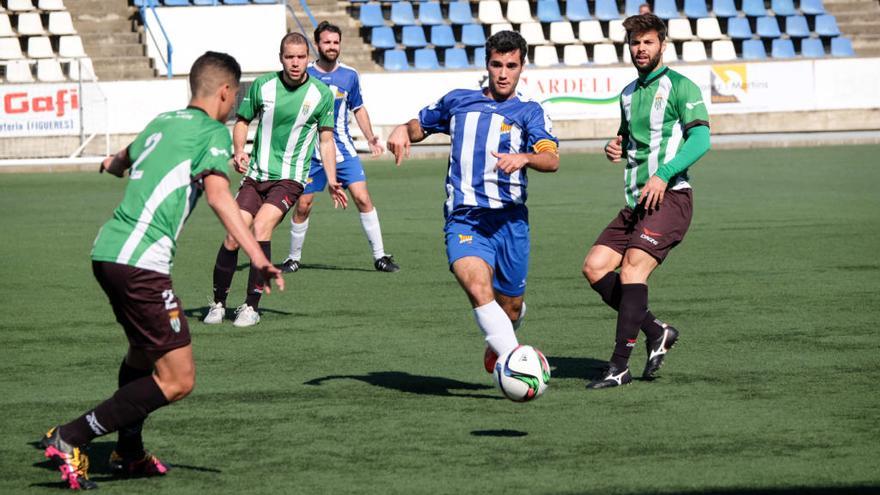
<box><xmin>3</xmin><ymin>88</ymin><xmax>79</xmax><ymax>117</ymax></box>
<box><xmin>710</xmin><ymin>64</ymin><xmax>748</xmax><ymax>104</ymax></box>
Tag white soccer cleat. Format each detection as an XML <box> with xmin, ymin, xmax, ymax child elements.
<box><xmin>203</xmin><ymin>302</ymin><xmax>225</xmax><ymax>325</ymax></box>
<box><xmin>233</xmin><ymin>304</ymin><xmax>260</xmax><ymax>327</ymax></box>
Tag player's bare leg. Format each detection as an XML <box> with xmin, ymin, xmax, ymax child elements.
<box><xmin>235</xmin><ymin>204</ymin><xmax>284</xmax><ymax>327</ymax></box>
<box><xmin>207</xmin><ymin>210</ymin><xmax>255</xmax><ymax>324</ymax></box>
<box><xmin>453</xmin><ymin>256</ymin><xmax>518</xmax><ymax>372</ymax></box>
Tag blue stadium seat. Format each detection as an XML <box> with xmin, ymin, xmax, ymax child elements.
<box><xmin>359</xmin><ymin>3</ymin><xmax>385</xmax><ymax>27</ymax></box>
<box><xmin>684</xmin><ymin>0</ymin><xmax>709</xmax><ymax>18</ymax></box>
<box><xmin>814</xmin><ymin>15</ymin><xmax>840</xmax><ymax>37</ymax></box>
<box><xmin>391</xmin><ymin>2</ymin><xmax>416</xmax><ymax>25</ymax></box>
<box><xmin>785</xmin><ymin>15</ymin><xmax>809</xmax><ymax>37</ymax></box>
<box><xmin>756</xmin><ymin>16</ymin><xmax>781</xmax><ymax>38</ymax></box>
<box><xmin>741</xmin><ymin>39</ymin><xmax>767</xmax><ymax>59</ymax></box>
<box><xmin>624</xmin><ymin>0</ymin><xmax>642</xmax><ymax>16</ymax></box>
<box><xmin>830</xmin><ymin>36</ymin><xmax>854</xmax><ymax>56</ymax></box>
<box><xmin>537</xmin><ymin>0</ymin><xmax>563</xmax><ymax>22</ymax></box>
<box><xmin>448</xmin><ymin>1</ymin><xmax>474</xmax><ymax>24</ymax></box>
<box><xmin>430</xmin><ymin>25</ymin><xmax>456</xmax><ymax>48</ymax></box>
<box><xmin>414</xmin><ymin>48</ymin><xmax>440</xmax><ymax>70</ymax></box>
<box><xmin>192</xmin><ymin>0</ymin><xmax>217</xmax><ymax>4</ymax></box>
<box><xmin>251</xmin><ymin>0</ymin><xmax>280</xmax><ymax>4</ymax></box>
<box><xmin>401</xmin><ymin>25</ymin><xmax>427</xmax><ymax>47</ymax></box>
<box><xmin>712</xmin><ymin>0</ymin><xmax>737</xmax><ymax>17</ymax></box>
<box><xmin>742</xmin><ymin>0</ymin><xmax>767</xmax><ymax>17</ymax></box>
<box><xmin>444</xmin><ymin>47</ymin><xmax>470</xmax><ymax>68</ymax></box>
<box><xmin>384</xmin><ymin>49</ymin><xmax>409</xmax><ymax>70</ymax></box>
<box><xmin>771</xmin><ymin>38</ymin><xmax>795</xmax><ymax>57</ymax></box>
<box><xmin>799</xmin><ymin>0</ymin><xmax>826</xmax><ymax>15</ymax></box>
<box><xmin>726</xmin><ymin>17</ymin><xmax>753</xmax><ymax>39</ymax></box>
<box><xmin>771</xmin><ymin>0</ymin><xmax>796</xmax><ymax>16</ymax></box>
<box><xmin>594</xmin><ymin>0</ymin><xmax>621</xmax><ymax>21</ymax></box>
<box><xmin>165</xmin><ymin>0</ymin><xmax>191</xmax><ymax>5</ymax></box>
<box><xmin>418</xmin><ymin>2</ymin><xmax>444</xmax><ymax>25</ymax></box>
<box><xmin>473</xmin><ymin>46</ymin><xmax>486</xmax><ymax>66</ymax></box>
<box><xmin>461</xmin><ymin>24</ymin><xmax>486</xmax><ymax>47</ymax></box>
<box><xmin>222</xmin><ymin>0</ymin><xmax>248</xmax><ymax>4</ymax></box>
<box><xmin>653</xmin><ymin>0</ymin><xmax>679</xmax><ymax>19</ymax></box>
<box><xmin>565</xmin><ymin>0</ymin><xmax>591</xmax><ymax>21</ymax></box>
<box><xmin>371</xmin><ymin>26</ymin><xmax>396</xmax><ymax>49</ymax></box>
<box><xmin>800</xmin><ymin>37</ymin><xmax>824</xmax><ymax>57</ymax></box>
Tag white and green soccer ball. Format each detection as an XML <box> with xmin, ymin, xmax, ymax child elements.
<box><xmin>493</xmin><ymin>345</ymin><xmax>550</xmax><ymax>402</ymax></box>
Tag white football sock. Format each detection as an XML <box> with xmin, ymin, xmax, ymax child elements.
<box><xmin>512</xmin><ymin>302</ymin><xmax>527</xmax><ymax>331</ymax></box>
<box><xmin>474</xmin><ymin>301</ymin><xmax>518</xmax><ymax>356</ymax></box>
<box><xmin>287</xmin><ymin>218</ymin><xmax>309</xmax><ymax>261</ymax></box>
<box><xmin>359</xmin><ymin>208</ymin><xmax>386</xmax><ymax>260</ymax></box>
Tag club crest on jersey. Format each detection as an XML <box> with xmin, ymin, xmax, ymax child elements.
<box><xmin>500</xmin><ymin>122</ymin><xmax>512</xmax><ymax>134</ymax></box>
<box><xmin>335</xmin><ymin>89</ymin><xmax>345</xmax><ymax>99</ymax></box>
<box><xmin>458</xmin><ymin>234</ymin><xmax>473</xmax><ymax>244</ymax></box>
<box><xmin>654</xmin><ymin>95</ymin><xmax>664</xmax><ymax>111</ymax></box>
<box><xmin>169</xmin><ymin>310</ymin><xmax>181</xmax><ymax>333</ymax></box>
<box><xmin>301</xmin><ymin>103</ymin><xmax>311</xmax><ymax>115</ymax></box>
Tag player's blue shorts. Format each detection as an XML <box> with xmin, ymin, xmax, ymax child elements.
<box><xmin>444</xmin><ymin>204</ymin><xmax>530</xmax><ymax>297</ymax></box>
<box><xmin>303</xmin><ymin>156</ymin><xmax>366</xmax><ymax>194</ymax></box>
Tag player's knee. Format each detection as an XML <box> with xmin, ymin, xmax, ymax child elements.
<box><xmin>353</xmin><ymin>193</ymin><xmax>373</xmax><ymax>212</ymax></box>
<box><xmin>619</xmin><ymin>264</ymin><xmax>649</xmax><ymax>285</ymax></box>
<box><xmin>583</xmin><ymin>257</ymin><xmax>608</xmax><ymax>283</ymax></box>
<box><xmin>168</xmin><ymin>374</ymin><xmax>195</xmax><ymax>402</ymax></box>
<box><xmin>501</xmin><ymin>300</ymin><xmax>522</xmax><ymax>321</ymax></box>
<box><xmin>296</xmin><ymin>197</ymin><xmax>314</xmax><ymax>217</ymax></box>
<box><xmin>252</xmin><ymin>221</ymin><xmax>274</xmax><ymax>241</ymax></box>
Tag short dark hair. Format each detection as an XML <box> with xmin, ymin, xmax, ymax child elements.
<box><xmin>279</xmin><ymin>31</ymin><xmax>309</xmax><ymax>53</ymax></box>
<box><xmin>622</xmin><ymin>14</ymin><xmax>667</xmax><ymax>43</ymax></box>
<box><xmin>189</xmin><ymin>51</ymin><xmax>241</xmax><ymax>98</ymax></box>
<box><xmin>314</xmin><ymin>20</ymin><xmax>341</xmax><ymax>43</ymax></box>
<box><xmin>485</xmin><ymin>30</ymin><xmax>527</xmax><ymax>65</ymax></box>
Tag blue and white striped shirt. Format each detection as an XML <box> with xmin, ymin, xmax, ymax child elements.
<box><xmin>307</xmin><ymin>62</ymin><xmax>363</xmax><ymax>163</ymax></box>
<box><xmin>419</xmin><ymin>89</ymin><xmax>558</xmax><ymax>217</ymax></box>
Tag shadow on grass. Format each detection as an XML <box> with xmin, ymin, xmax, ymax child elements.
<box><xmin>305</xmin><ymin>371</ymin><xmax>502</xmax><ymax>400</ymax></box>
<box><xmin>184</xmin><ymin>306</ymin><xmax>293</xmax><ymax>320</ymax></box>
<box><xmin>555</xmin><ymin>487</ymin><xmax>880</xmax><ymax>495</ymax></box>
<box><xmin>470</xmin><ymin>429</ymin><xmax>528</xmax><ymax>437</ymax></box>
<box><xmin>29</xmin><ymin>440</ymin><xmax>220</xmax><ymax>489</ymax></box>
<box><xmin>234</xmin><ymin>261</ymin><xmax>374</xmax><ymax>273</ymax></box>
<box><xmin>547</xmin><ymin>356</ymin><xmax>608</xmax><ymax>381</ymax></box>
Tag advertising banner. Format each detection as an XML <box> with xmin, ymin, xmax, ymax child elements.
<box><xmin>0</xmin><ymin>84</ymin><xmax>81</xmax><ymax>138</ymax></box>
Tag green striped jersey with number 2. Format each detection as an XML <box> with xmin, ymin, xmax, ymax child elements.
<box><xmin>618</xmin><ymin>67</ymin><xmax>709</xmax><ymax>208</ymax></box>
<box><xmin>238</xmin><ymin>72</ymin><xmax>335</xmax><ymax>183</ymax></box>
<box><xmin>91</xmin><ymin>107</ymin><xmax>232</xmax><ymax>275</ymax></box>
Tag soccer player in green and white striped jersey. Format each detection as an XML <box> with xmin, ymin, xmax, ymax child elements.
<box><xmin>39</xmin><ymin>52</ymin><xmax>283</xmax><ymax>490</ymax></box>
<box><xmin>207</xmin><ymin>32</ymin><xmax>348</xmax><ymax>327</ymax></box>
<box><xmin>583</xmin><ymin>14</ymin><xmax>711</xmax><ymax>389</ymax></box>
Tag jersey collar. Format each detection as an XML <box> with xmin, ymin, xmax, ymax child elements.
<box><xmin>638</xmin><ymin>65</ymin><xmax>669</xmax><ymax>87</ymax></box>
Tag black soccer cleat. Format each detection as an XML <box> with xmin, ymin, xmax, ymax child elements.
<box><xmin>587</xmin><ymin>364</ymin><xmax>633</xmax><ymax>389</ymax></box>
<box><xmin>642</xmin><ymin>325</ymin><xmax>680</xmax><ymax>380</ymax></box>
<box><xmin>281</xmin><ymin>258</ymin><xmax>301</xmax><ymax>273</ymax></box>
<box><xmin>374</xmin><ymin>255</ymin><xmax>400</xmax><ymax>272</ymax></box>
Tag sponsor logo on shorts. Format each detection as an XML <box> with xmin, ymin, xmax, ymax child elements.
<box><xmin>281</xmin><ymin>195</ymin><xmax>291</xmax><ymax>210</ymax></box>
<box><xmin>519</xmin><ymin>279</ymin><xmax>526</xmax><ymax>288</ymax></box>
<box><xmin>626</xmin><ymin>338</ymin><xmax>637</xmax><ymax>348</ymax></box>
<box><xmin>169</xmin><ymin>309</ymin><xmax>181</xmax><ymax>334</ymax></box>
<box><xmin>458</xmin><ymin>234</ymin><xmax>473</xmax><ymax>245</ymax></box>
<box><xmin>640</xmin><ymin>227</ymin><xmax>662</xmax><ymax>246</ymax></box>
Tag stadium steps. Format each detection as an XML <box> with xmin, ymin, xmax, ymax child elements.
<box><xmin>304</xmin><ymin>0</ymin><xmax>382</xmax><ymax>72</ymax></box>
<box><xmin>65</xmin><ymin>0</ymin><xmax>156</xmax><ymax>79</ymax></box>
<box><xmin>825</xmin><ymin>0</ymin><xmax>880</xmax><ymax>56</ymax></box>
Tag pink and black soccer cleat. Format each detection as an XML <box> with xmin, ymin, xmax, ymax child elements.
<box><xmin>109</xmin><ymin>450</ymin><xmax>169</xmax><ymax>477</ymax></box>
<box><xmin>40</xmin><ymin>427</ymin><xmax>98</xmax><ymax>490</ymax></box>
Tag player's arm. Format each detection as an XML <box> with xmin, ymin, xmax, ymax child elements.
<box><xmin>352</xmin><ymin>106</ymin><xmax>384</xmax><ymax>157</ymax></box>
<box><xmin>492</xmin><ymin>146</ymin><xmax>559</xmax><ymax>174</ymax></box>
<box><xmin>232</xmin><ymin>117</ymin><xmax>251</xmax><ymax>174</ymax></box>
<box><xmin>318</xmin><ymin>128</ymin><xmax>348</xmax><ymax>209</ymax></box>
<box><xmin>386</xmin><ymin>119</ymin><xmax>426</xmax><ymax>166</ymax></box>
<box><xmin>204</xmin><ymin>173</ymin><xmax>283</xmax><ymax>292</ymax></box>
<box><xmin>100</xmin><ymin>146</ymin><xmax>132</xmax><ymax>177</ymax></box>
<box><xmin>605</xmin><ymin>97</ymin><xmax>628</xmax><ymax>163</ymax></box>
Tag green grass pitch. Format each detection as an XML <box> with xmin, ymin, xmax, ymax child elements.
<box><xmin>1</xmin><ymin>146</ymin><xmax>879</xmax><ymax>494</ymax></box>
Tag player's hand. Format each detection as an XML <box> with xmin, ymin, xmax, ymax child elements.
<box><xmin>255</xmin><ymin>261</ymin><xmax>284</xmax><ymax>294</ymax></box>
<box><xmin>367</xmin><ymin>136</ymin><xmax>385</xmax><ymax>157</ymax></box>
<box><xmin>233</xmin><ymin>151</ymin><xmax>249</xmax><ymax>174</ymax></box>
<box><xmin>605</xmin><ymin>135</ymin><xmax>623</xmax><ymax>163</ymax></box>
<box><xmin>386</xmin><ymin>125</ymin><xmax>410</xmax><ymax>166</ymax></box>
<box><xmin>638</xmin><ymin>175</ymin><xmax>667</xmax><ymax>211</ymax></box>
<box><xmin>491</xmin><ymin>151</ymin><xmax>529</xmax><ymax>174</ymax></box>
<box><xmin>328</xmin><ymin>182</ymin><xmax>348</xmax><ymax>209</ymax></box>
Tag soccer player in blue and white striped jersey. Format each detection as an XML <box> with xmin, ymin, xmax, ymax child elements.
<box><xmin>387</xmin><ymin>31</ymin><xmax>559</xmax><ymax>374</ymax></box>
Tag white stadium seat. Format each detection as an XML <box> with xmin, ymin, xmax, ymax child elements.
<box><xmin>711</xmin><ymin>39</ymin><xmax>737</xmax><ymax>60</ymax></box>
<box><xmin>681</xmin><ymin>40</ymin><xmax>707</xmax><ymax>61</ymax></box>
<box><xmin>563</xmin><ymin>44</ymin><xmax>588</xmax><ymax>65</ymax></box>
<box><xmin>519</xmin><ymin>22</ymin><xmax>546</xmax><ymax>45</ymax></box>
<box><xmin>696</xmin><ymin>17</ymin><xmax>723</xmax><ymax>40</ymax></box>
<box><xmin>0</xmin><ymin>37</ymin><xmax>23</xmax><ymax>59</ymax></box>
<box><xmin>622</xmin><ymin>43</ymin><xmax>632</xmax><ymax>64</ymax></box>
<box><xmin>608</xmin><ymin>20</ymin><xmax>626</xmax><ymax>43</ymax></box>
<box><xmin>478</xmin><ymin>1</ymin><xmax>506</xmax><ymax>24</ymax></box>
<box><xmin>6</xmin><ymin>59</ymin><xmax>34</xmax><ymax>82</ymax></box>
<box><xmin>48</xmin><ymin>11</ymin><xmax>76</xmax><ymax>35</ymax></box>
<box><xmin>592</xmin><ymin>43</ymin><xmax>618</xmax><ymax>64</ymax></box>
<box><xmin>7</xmin><ymin>0</ymin><xmax>36</xmax><ymax>12</ymax></box>
<box><xmin>668</xmin><ymin>18</ymin><xmax>694</xmax><ymax>40</ymax></box>
<box><xmin>549</xmin><ymin>21</ymin><xmax>576</xmax><ymax>44</ymax></box>
<box><xmin>506</xmin><ymin>0</ymin><xmax>533</xmax><ymax>24</ymax></box>
<box><xmin>39</xmin><ymin>0</ymin><xmax>67</xmax><ymax>11</ymax></box>
<box><xmin>37</xmin><ymin>58</ymin><xmax>65</xmax><ymax>81</ymax></box>
<box><xmin>578</xmin><ymin>20</ymin><xmax>606</xmax><ymax>43</ymax></box>
<box><xmin>533</xmin><ymin>45</ymin><xmax>559</xmax><ymax>66</ymax></box>
<box><xmin>663</xmin><ymin>42</ymin><xmax>678</xmax><ymax>63</ymax></box>
<box><xmin>27</xmin><ymin>35</ymin><xmax>53</xmax><ymax>58</ymax></box>
<box><xmin>67</xmin><ymin>57</ymin><xmax>96</xmax><ymax>80</ymax></box>
<box><xmin>490</xmin><ymin>22</ymin><xmax>513</xmax><ymax>35</ymax></box>
<box><xmin>0</xmin><ymin>14</ymin><xmax>14</xmax><ymax>36</ymax></box>
<box><xmin>16</xmin><ymin>12</ymin><xmax>45</xmax><ymax>35</ymax></box>
<box><xmin>58</xmin><ymin>34</ymin><xmax>85</xmax><ymax>57</ymax></box>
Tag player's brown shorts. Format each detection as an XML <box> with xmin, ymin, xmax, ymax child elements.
<box><xmin>235</xmin><ymin>177</ymin><xmax>304</xmax><ymax>217</ymax></box>
<box><xmin>594</xmin><ymin>189</ymin><xmax>693</xmax><ymax>263</ymax></box>
<box><xmin>92</xmin><ymin>261</ymin><xmax>191</xmax><ymax>352</ymax></box>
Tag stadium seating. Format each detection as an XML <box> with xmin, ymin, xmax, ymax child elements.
<box><xmin>563</xmin><ymin>44</ymin><xmax>588</xmax><ymax>65</ymax></box>
<box><xmin>741</xmin><ymin>39</ymin><xmax>767</xmax><ymax>59</ymax></box>
<box><xmin>771</xmin><ymin>38</ymin><xmax>796</xmax><ymax>58</ymax></box>
<box><xmin>668</xmin><ymin>18</ymin><xmax>695</xmax><ymax>41</ymax></box>
<box><xmin>371</xmin><ymin>26</ymin><xmax>396</xmax><ymax>49</ymax></box>
<box><xmin>533</xmin><ymin>45</ymin><xmax>559</xmax><ymax>66</ymax></box>
<box><xmin>0</xmin><ymin>37</ymin><xmax>24</xmax><ymax>59</ymax></box>
<box><xmin>742</xmin><ymin>0</ymin><xmax>767</xmax><ymax>17</ymax></box>
<box><xmin>490</xmin><ymin>22</ymin><xmax>513</xmax><ymax>35</ymax></box>
<box><xmin>429</xmin><ymin>25</ymin><xmax>455</xmax><ymax>48</ymax></box>
<box><xmin>7</xmin><ymin>0</ymin><xmax>36</xmax><ymax>11</ymax></box>
<box><xmin>478</xmin><ymin>1</ymin><xmax>505</xmax><ymax>24</ymax></box>
<box><xmin>684</xmin><ymin>0</ymin><xmax>709</xmax><ymax>19</ymax></box>
<box><xmin>444</xmin><ymin>47</ymin><xmax>470</xmax><ymax>68</ymax></box>
<box><xmin>712</xmin><ymin>0</ymin><xmax>738</xmax><ymax>18</ymax></box>
<box><xmin>831</xmin><ymin>36</ymin><xmax>854</xmax><ymax>56</ymax></box>
<box><xmin>608</xmin><ymin>19</ymin><xmax>626</xmax><ymax>43</ymax></box>
<box><xmin>592</xmin><ymin>43</ymin><xmax>618</xmax><ymax>64</ymax></box>
<box><xmin>785</xmin><ymin>15</ymin><xmax>810</xmax><ymax>38</ymax></box>
<box><xmin>682</xmin><ymin>40</ymin><xmax>708</xmax><ymax>61</ymax></box>
<box><xmin>414</xmin><ymin>47</ymin><xmax>439</xmax><ymax>69</ymax></box>
<box><xmin>594</xmin><ymin>0</ymin><xmax>621</xmax><ymax>21</ymax></box>
<box><xmin>653</xmin><ymin>0</ymin><xmax>680</xmax><ymax>19</ymax></box>
<box><xmin>536</xmin><ymin>0</ymin><xmax>562</xmax><ymax>23</ymax></box>
<box><xmin>506</xmin><ymin>0</ymin><xmax>534</xmax><ymax>24</ymax></box>
<box><xmin>800</xmin><ymin>37</ymin><xmax>825</xmax><ymax>57</ymax></box>
<box><xmin>711</xmin><ymin>40</ymin><xmax>737</xmax><ymax>60</ymax></box>
<box><xmin>383</xmin><ymin>49</ymin><xmax>408</xmax><ymax>70</ymax></box>
<box><xmin>59</xmin><ymin>35</ymin><xmax>86</xmax><ymax>58</ymax></box>
<box><xmin>771</xmin><ymin>0</ymin><xmax>797</xmax><ymax>17</ymax></box>
<box><xmin>401</xmin><ymin>25</ymin><xmax>427</xmax><ymax>48</ymax></box>
<box><xmin>0</xmin><ymin>14</ymin><xmax>13</xmax><ymax>37</ymax></box>
<box><xmin>549</xmin><ymin>21</ymin><xmax>576</xmax><ymax>44</ymax></box>
<box><xmin>520</xmin><ymin>22</ymin><xmax>547</xmax><ymax>44</ymax></box>
<box><xmin>800</xmin><ymin>0</ymin><xmax>826</xmax><ymax>15</ymax></box>
<box><xmin>815</xmin><ymin>15</ymin><xmax>841</xmax><ymax>37</ymax></box>
<box><xmin>27</xmin><ymin>36</ymin><xmax>53</xmax><ymax>58</ymax></box>
<box><xmin>448</xmin><ymin>1</ymin><xmax>473</xmax><ymax>25</ymax></box>
<box><xmin>696</xmin><ymin>17</ymin><xmax>723</xmax><ymax>40</ymax></box>
<box><xmin>461</xmin><ymin>24</ymin><xmax>486</xmax><ymax>47</ymax></box>
<box><xmin>359</xmin><ymin>4</ymin><xmax>385</xmax><ymax>28</ymax></box>
<box><xmin>726</xmin><ymin>17</ymin><xmax>752</xmax><ymax>39</ymax></box>
<box><xmin>390</xmin><ymin>2</ymin><xmax>415</xmax><ymax>26</ymax></box>
<box><xmin>37</xmin><ymin>58</ymin><xmax>65</xmax><ymax>81</ymax></box>
<box><xmin>565</xmin><ymin>0</ymin><xmax>591</xmax><ymax>22</ymax></box>
<box><xmin>419</xmin><ymin>2</ymin><xmax>443</xmax><ymax>25</ymax></box>
<box><xmin>578</xmin><ymin>20</ymin><xmax>606</xmax><ymax>43</ymax></box>
<box><xmin>6</xmin><ymin>59</ymin><xmax>34</xmax><ymax>82</ymax></box>
<box><xmin>17</xmin><ymin>12</ymin><xmax>45</xmax><ymax>35</ymax></box>
<box><xmin>663</xmin><ymin>42</ymin><xmax>678</xmax><ymax>62</ymax></box>
<box><xmin>756</xmin><ymin>17</ymin><xmax>782</xmax><ymax>38</ymax></box>
<box><xmin>48</xmin><ymin>11</ymin><xmax>76</xmax><ymax>35</ymax></box>
<box><xmin>624</xmin><ymin>0</ymin><xmax>641</xmax><ymax>16</ymax></box>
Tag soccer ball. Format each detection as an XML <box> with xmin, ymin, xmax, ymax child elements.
<box><xmin>493</xmin><ymin>345</ymin><xmax>550</xmax><ymax>402</ymax></box>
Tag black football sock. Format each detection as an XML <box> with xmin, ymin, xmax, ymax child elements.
<box><xmin>591</xmin><ymin>272</ymin><xmax>664</xmax><ymax>341</ymax></box>
<box><xmin>610</xmin><ymin>283</ymin><xmax>649</xmax><ymax>370</ymax></box>
<box><xmin>245</xmin><ymin>241</ymin><xmax>271</xmax><ymax>309</ymax></box>
<box><xmin>59</xmin><ymin>376</ymin><xmax>169</xmax><ymax>448</ymax></box>
<box><xmin>115</xmin><ymin>360</ymin><xmax>153</xmax><ymax>456</ymax></box>
<box><xmin>213</xmin><ymin>244</ymin><xmax>239</xmax><ymax>305</ymax></box>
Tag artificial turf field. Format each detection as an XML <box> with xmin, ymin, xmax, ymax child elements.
<box><xmin>1</xmin><ymin>145</ymin><xmax>879</xmax><ymax>495</ymax></box>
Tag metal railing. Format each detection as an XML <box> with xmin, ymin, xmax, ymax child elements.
<box><xmin>285</xmin><ymin>1</ymin><xmax>318</xmax><ymax>57</ymax></box>
<box><xmin>138</xmin><ymin>1</ymin><xmax>174</xmax><ymax>79</ymax></box>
